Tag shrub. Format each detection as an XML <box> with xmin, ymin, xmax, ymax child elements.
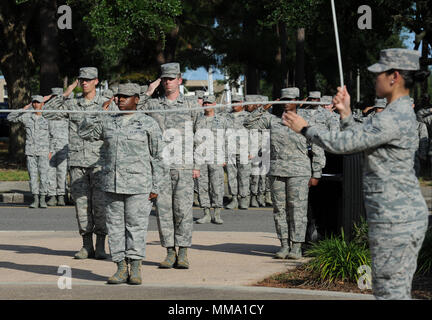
<box><xmin>305</xmin><ymin>230</ymin><xmax>371</xmax><ymax>283</ymax></box>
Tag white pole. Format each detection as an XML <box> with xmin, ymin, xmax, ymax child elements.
<box><xmin>357</xmin><ymin>69</ymin><xmax>360</xmax><ymax>102</ymax></box>
<box><xmin>208</xmin><ymin>67</ymin><xmax>214</xmax><ymax>94</ymax></box>
<box><xmin>331</xmin><ymin>0</ymin><xmax>344</xmax><ymax>88</ymax></box>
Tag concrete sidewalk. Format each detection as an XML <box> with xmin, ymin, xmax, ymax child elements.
<box><xmin>0</xmin><ymin>230</ymin><xmax>373</xmax><ymax>300</ymax></box>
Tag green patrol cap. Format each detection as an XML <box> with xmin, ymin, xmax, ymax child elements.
<box><xmin>161</xmin><ymin>62</ymin><xmax>181</xmax><ymax>78</ymax></box>
<box><xmin>203</xmin><ymin>94</ymin><xmax>216</xmax><ymax>104</ymax></box>
<box><xmin>31</xmin><ymin>95</ymin><xmax>44</xmax><ymax>103</ymax></box>
<box><xmin>116</xmin><ymin>83</ymin><xmax>141</xmax><ymax>96</ymax></box>
<box><xmin>368</xmin><ymin>48</ymin><xmax>420</xmax><ymax>73</ymax></box>
<box><xmin>281</xmin><ymin>88</ymin><xmax>299</xmax><ymax>99</ymax></box>
<box><xmin>78</xmin><ymin>67</ymin><xmax>98</xmax><ymax>79</ymax></box>
<box><xmin>51</xmin><ymin>87</ymin><xmax>64</xmax><ymax>96</ymax></box>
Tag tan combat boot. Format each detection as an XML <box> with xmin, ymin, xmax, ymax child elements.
<box><xmin>212</xmin><ymin>208</ymin><xmax>224</xmax><ymax>224</ymax></box>
<box><xmin>74</xmin><ymin>234</ymin><xmax>95</xmax><ymax>259</ymax></box>
<box><xmin>196</xmin><ymin>208</ymin><xmax>211</xmax><ymax>224</ymax></box>
<box><xmin>159</xmin><ymin>247</ymin><xmax>177</xmax><ymax>269</ymax></box>
<box><xmin>107</xmin><ymin>260</ymin><xmax>129</xmax><ymax>284</ymax></box>
<box><xmin>128</xmin><ymin>259</ymin><xmax>142</xmax><ymax>285</ymax></box>
<box><xmin>176</xmin><ymin>247</ymin><xmax>189</xmax><ymax>269</ymax></box>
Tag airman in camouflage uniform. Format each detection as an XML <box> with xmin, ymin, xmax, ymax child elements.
<box><xmin>195</xmin><ymin>94</ymin><xmax>227</xmax><ymax>224</ymax></box>
<box><xmin>283</xmin><ymin>48</ymin><xmax>429</xmax><ymax>300</ymax></box>
<box><xmin>44</xmin><ymin>67</ymin><xmax>115</xmax><ymax>260</ymax></box>
<box><xmin>46</xmin><ymin>88</ymin><xmax>70</xmax><ymax>207</ymax></box>
<box><xmin>245</xmin><ymin>88</ymin><xmax>325</xmax><ymax>259</ymax></box>
<box><xmin>225</xmin><ymin>94</ymin><xmax>251</xmax><ymax>209</ymax></box>
<box><xmin>79</xmin><ymin>83</ymin><xmax>164</xmax><ymax>285</ymax></box>
<box><xmin>246</xmin><ymin>95</ymin><xmax>269</xmax><ymax>207</ymax></box>
<box><xmin>7</xmin><ymin>95</ymin><xmax>50</xmax><ymax>208</ymax></box>
<box><xmin>138</xmin><ymin>63</ymin><xmax>200</xmax><ymax>269</ymax></box>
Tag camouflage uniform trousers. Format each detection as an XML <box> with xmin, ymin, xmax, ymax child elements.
<box><xmin>369</xmin><ymin>219</ymin><xmax>428</xmax><ymax>300</ymax></box>
<box><xmin>105</xmin><ymin>192</ymin><xmax>152</xmax><ymax>263</ymax></box>
<box><xmin>226</xmin><ymin>154</ymin><xmax>251</xmax><ymax>198</ymax></box>
<box><xmin>270</xmin><ymin>175</ymin><xmax>310</xmax><ymax>242</ymax></box>
<box><xmin>27</xmin><ymin>155</ymin><xmax>49</xmax><ymax>195</ymax></box>
<box><xmin>70</xmin><ymin>166</ymin><xmax>107</xmax><ymax>236</ymax></box>
<box><xmin>198</xmin><ymin>164</ymin><xmax>224</xmax><ymax>208</ymax></box>
<box><xmin>47</xmin><ymin>145</ymin><xmax>69</xmax><ymax>196</ymax></box>
<box><xmin>250</xmin><ymin>161</ymin><xmax>266</xmax><ymax>196</ymax></box>
<box><xmin>156</xmin><ymin>169</ymin><xmax>194</xmax><ymax>248</ymax></box>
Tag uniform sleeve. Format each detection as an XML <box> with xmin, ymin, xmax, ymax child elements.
<box><xmin>416</xmin><ymin>108</ymin><xmax>432</xmax><ymax>123</ymax></box>
<box><xmin>243</xmin><ymin>108</ymin><xmax>272</xmax><ymax>130</ymax></box>
<box><xmin>43</xmin><ymin>96</ymin><xmax>70</xmax><ymax>120</ymax></box>
<box><xmin>148</xmin><ymin>120</ymin><xmax>165</xmax><ymax>195</ymax></box>
<box><xmin>418</xmin><ymin>122</ymin><xmax>429</xmax><ymax>160</ymax></box>
<box><xmin>305</xmin><ymin>113</ymin><xmax>399</xmax><ymax>154</ymax></box>
<box><xmin>310</xmin><ymin>142</ymin><xmax>326</xmax><ymax>179</ymax></box>
<box><xmin>77</xmin><ymin>115</ymin><xmax>104</xmax><ymax>141</ymax></box>
<box><xmin>7</xmin><ymin>109</ymin><xmax>27</xmax><ymax>123</ymax></box>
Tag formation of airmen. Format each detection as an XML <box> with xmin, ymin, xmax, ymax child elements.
<box><xmin>6</xmin><ymin>50</ymin><xmax>431</xmax><ymax>298</ymax></box>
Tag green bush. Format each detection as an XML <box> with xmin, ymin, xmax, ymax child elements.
<box><xmin>351</xmin><ymin>218</ymin><xmax>369</xmax><ymax>248</ymax></box>
<box><xmin>305</xmin><ymin>230</ymin><xmax>371</xmax><ymax>283</ymax></box>
<box><xmin>416</xmin><ymin>227</ymin><xmax>432</xmax><ymax>276</ymax></box>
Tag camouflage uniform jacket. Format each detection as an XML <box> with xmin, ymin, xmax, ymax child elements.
<box><xmin>305</xmin><ymin>96</ymin><xmax>428</xmax><ymax>224</ymax></box>
<box><xmin>244</xmin><ymin>108</ymin><xmax>326</xmax><ymax>178</ymax></box>
<box><xmin>7</xmin><ymin>109</ymin><xmax>51</xmax><ymax>156</ymax></box>
<box><xmin>138</xmin><ymin>94</ymin><xmax>200</xmax><ymax>170</ymax></box>
<box><xmin>43</xmin><ymin>93</ymin><xmax>116</xmax><ymax>167</ymax></box>
<box><xmin>78</xmin><ymin>113</ymin><xmax>165</xmax><ymax>195</ymax></box>
<box><xmin>194</xmin><ymin>113</ymin><xmax>229</xmax><ymax>165</ymax></box>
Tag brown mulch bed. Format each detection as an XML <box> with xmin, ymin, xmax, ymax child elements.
<box><xmin>256</xmin><ymin>264</ymin><xmax>432</xmax><ymax>300</ymax></box>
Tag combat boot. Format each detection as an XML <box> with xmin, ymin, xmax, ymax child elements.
<box><xmin>47</xmin><ymin>196</ymin><xmax>57</xmax><ymax>206</ymax></box>
<box><xmin>74</xmin><ymin>234</ymin><xmax>95</xmax><ymax>259</ymax></box>
<box><xmin>287</xmin><ymin>242</ymin><xmax>303</xmax><ymax>259</ymax></box>
<box><xmin>39</xmin><ymin>195</ymin><xmax>47</xmax><ymax>209</ymax></box>
<box><xmin>95</xmin><ymin>235</ymin><xmax>109</xmax><ymax>260</ymax></box>
<box><xmin>274</xmin><ymin>239</ymin><xmax>290</xmax><ymax>259</ymax></box>
<box><xmin>159</xmin><ymin>247</ymin><xmax>177</xmax><ymax>269</ymax></box>
<box><xmin>238</xmin><ymin>196</ymin><xmax>249</xmax><ymax>210</ymax></box>
<box><xmin>29</xmin><ymin>194</ymin><xmax>39</xmax><ymax>209</ymax></box>
<box><xmin>107</xmin><ymin>260</ymin><xmax>129</xmax><ymax>284</ymax></box>
<box><xmin>57</xmin><ymin>195</ymin><xmax>66</xmax><ymax>206</ymax></box>
<box><xmin>212</xmin><ymin>208</ymin><xmax>224</xmax><ymax>224</ymax></box>
<box><xmin>128</xmin><ymin>259</ymin><xmax>142</xmax><ymax>285</ymax></box>
<box><xmin>257</xmin><ymin>194</ymin><xmax>266</xmax><ymax>207</ymax></box>
<box><xmin>225</xmin><ymin>196</ymin><xmax>238</xmax><ymax>209</ymax></box>
<box><xmin>176</xmin><ymin>247</ymin><xmax>189</xmax><ymax>269</ymax></box>
<box><xmin>196</xmin><ymin>208</ymin><xmax>211</xmax><ymax>224</ymax></box>
<box><xmin>265</xmin><ymin>191</ymin><xmax>273</xmax><ymax>206</ymax></box>
<box><xmin>250</xmin><ymin>195</ymin><xmax>259</xmax><ymax>207</ymax></box>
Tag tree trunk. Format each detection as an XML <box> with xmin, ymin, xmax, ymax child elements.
<box><xmin>272</xmin><ymin>23</ymin><xmax>287</xmax><ymax>99</ymax></box>
<box><xmin>0</xmin><ymin>1</ymin><xmax>37</xmax><ymax>165</ymax></box>
<box><xmin>295</xmin><ymin>28</ymin><xmax>305</xmax><ymax>94</ymax></box>
<box><xmin>245</xmin><ymin>65</ymin><xmax>259</xmax><ymax>94</ymax></box>
<box><xmin>39</xmin><ymin>0</ymin><xmax>60</xmax><ymax>95</ymax></box>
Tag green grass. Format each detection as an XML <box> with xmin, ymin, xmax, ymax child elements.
<box><xmin>0</xmin><ymin>170</ymin><xmax>29</xmax><ymax>181</ymax></box>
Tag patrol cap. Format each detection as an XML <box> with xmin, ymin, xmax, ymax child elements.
<box><xmin>308</xmin><ymin>91</ymin><xmax>321</xmax><ymax>99</ymax></box>
<box><xmin>50</xmin><ymin>87</ymin><xmax>64</xmax><ymax>96</ymax></box>
<box><xmin>140</xmin><ymin>85</ymin><xmax>149</xmax><ymax>94</ymax></box>
<box><xmin>368</xmin><ymin>48</ymin><xmax>420</xmax><ymax>73</ymax></box>
<box><xmin>116</xmin><ymin>83</ymin><xmax>141</xmax><ymax>96</ymax></box>
<box><xmin>161</xmin><ymin>62</ymin><xmax>181</xmax><ymax>78</ymax></box>
<box><xmin>280</xmin><ymin>87</ymin><xmax>300</xmax><ymax>100</ymax></box>
<box><xmin>31</xmin><ymin>95</ymin><xmax>44</xmax><ymax>103</ymax></box>
<box><xmin>245</xmin><ymin>95</ymin><xmax>261</xmax><ymax>102</ymax></box>
<box><xmin>374</xmin><ymin>98</ymin><xmax>387</xmax><ymax>109</ymax></box>
<box><xmin>203</xmin><ymin>94</ymin><xmax>216</xmax><ymax>104</ymax></box>
<box><xmin>260</xmin><ymin>95</ymin><xmax>269</xmax><ymax>102</ymax></box>
<box><xmin>231</xmin><ymin>94</ymin><xmax>244</xmax><ymax>102</ymax></box>
<box><xmin>195</xmin><ymin>90</ymin><xmax>205</xmax><ymax>99</ymax></box>
<box><xmin>78</xmin><ymin>67</ymin><xmax>98</xmax><ymax>79</ymax></box>
<box><xmin>321</xmin><ymin>96</ymin><xmax>333</xmax><ymax>105</ymax></box>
